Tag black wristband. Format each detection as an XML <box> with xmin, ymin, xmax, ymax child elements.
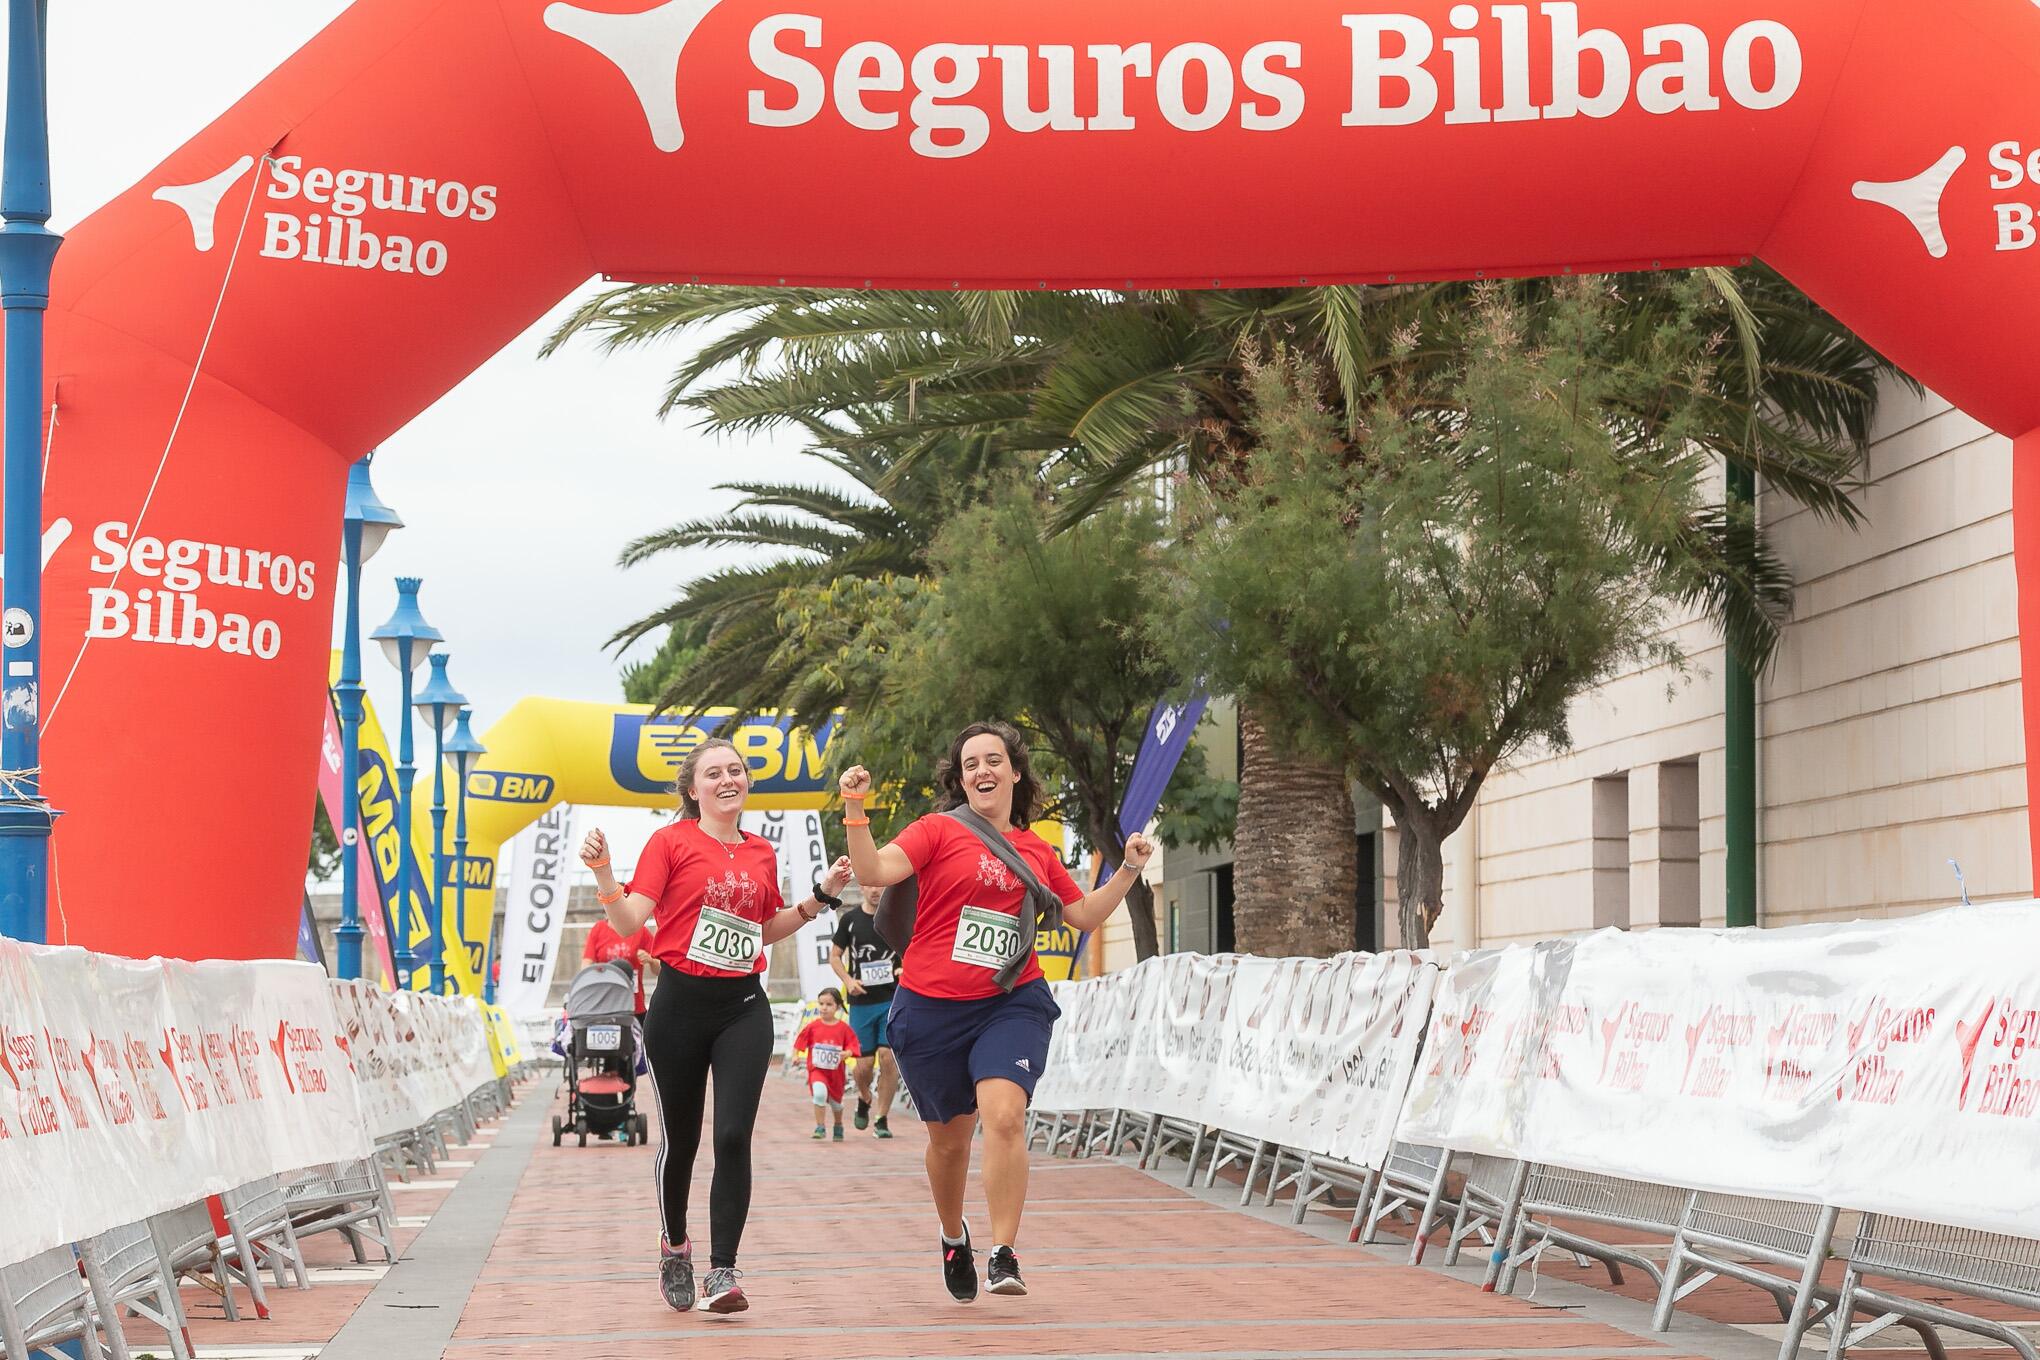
<box><xmin>811</xmin><ymin>882</ymin><xmax>843</xmax><ymax>911</ymax></box>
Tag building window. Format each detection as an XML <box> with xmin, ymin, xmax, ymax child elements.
<box><xmin>1593</xmin><ymin>774</ymin><xmax>1631</xmax><ymax>929</ymax></box>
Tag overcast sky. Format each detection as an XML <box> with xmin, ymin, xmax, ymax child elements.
<box><xmin>31</xmin><ymin>1</ymin><xmax>848</xmax><ymax>736</ymax></box>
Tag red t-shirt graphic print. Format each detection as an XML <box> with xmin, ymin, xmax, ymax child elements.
<box><xmin>890</xmin><ymin>814</ymin><xmax>1082</xmax><ymax>1001</ymax></box>
<box><xmin>628</xmin><ymin>820</ymin><xmax>783</xmax><ymax>978</ymax></box>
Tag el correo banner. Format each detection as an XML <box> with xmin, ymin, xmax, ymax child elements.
<box><xmin>496</xmin><ymin>804</ymin><xmax>577</xmax><ymax>1021</ymax></box>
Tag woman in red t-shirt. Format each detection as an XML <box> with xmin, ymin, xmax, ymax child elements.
<box><xmin>581</xmin><ymin>917</ymin><xmax>656</xmax><ymax>1015</ymax></box>
<box><xmin>839</xmin><ymin>720</ymin><xmax>1153</xmax><ymax>1302</ymax></box>
<box><xmin>580</xmin><ymin>737</ymin><xmax>851</xmax><ymax>1317</ymax></box>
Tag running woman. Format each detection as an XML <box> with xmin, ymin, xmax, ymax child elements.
<box><xmin>792</xmin><ymin>988</ymin><xmax>861</xmax><ymax>1140</ymax></box>
<box><xmin>830</xmin><ymin>884</ymin><xmax>903</xmax><ymax>1137</ymax></box>
<box><xmin>581</xmin><ymin>737</ymin><xmax>852</xmax><ymax>1316</ymax></box>
<box><xmin>839</xmin><ymin>721</ymin><xmax>1154</xmax><ymax>1301</ymax></box>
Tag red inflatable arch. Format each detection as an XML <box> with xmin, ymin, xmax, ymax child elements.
<box><xmin>29</xmin><ymin>0</ymin><xmax>2040</xmax><ymax>960</ymax></box>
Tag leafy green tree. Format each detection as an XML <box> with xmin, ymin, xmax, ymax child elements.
<box><xmin>553</xmin><ymin>271</ymin><xmax>1889</xmax><ymax>954</ymax></box>
<box><xmin>1157</xmin><ymin>279</ymin><xmax>1859</xmax><ymax>949</ymax></box>
<box><xmin>827</xmin><ymin>482</ymin><xmax>1224</xmax><ymax>959</ymax></box>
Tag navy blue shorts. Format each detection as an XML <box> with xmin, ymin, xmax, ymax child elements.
<box><xmin>847</xmin><ymin>1000</ymin><xmax>890</xmax><ymax>1052</ymax></box>
<box><xmin>887</xmin><ymin>980</ymin><xmax>1061</xmax><ymax>1124</ymax></box>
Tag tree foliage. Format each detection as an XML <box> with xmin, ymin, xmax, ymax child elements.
<box><xmin>1159</xmin><ymin>279</ymin><xmax>1797</xmax><ymax>945</ymax></box>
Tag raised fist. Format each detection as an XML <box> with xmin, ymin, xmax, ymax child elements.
<box><xmin>839</xmin><ymin>766</ymin><xmax>872</xmax><ymax>801</ymax></box>
<box><xmin>580</xmin><ymin>828</ymin><xmax>609</xmax><ymax>867</ymax></box>
<box><xmin>1123</xmin><ymin>832</ymin><xmax>1157</xmax><ymax>870</ymax></box>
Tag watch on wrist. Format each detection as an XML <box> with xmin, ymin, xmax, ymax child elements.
<box><xmin>811</xmin><ymin>881</ymin><xmax>844</xmax><ymax>911</ymax></box>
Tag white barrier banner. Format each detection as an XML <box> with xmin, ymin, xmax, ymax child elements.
<box><xmin>497</xmin><ymin>805</ymin><xmax>576</xmax><ymax>1022</ymax></box>
<box><xmin>1039</xmin><ymin>949</ymin><xmax>1437</xmax><ymax>1169</ymax></box>
<box><xmin>0</xmin><ymin>943</ymin><xmax>369</xmax><ymax>1266</ymax></box>
<box><xmin>1396</xmin><ymin>903</ymin><xmax>2040</xmax><ymax>1239</ymax></box>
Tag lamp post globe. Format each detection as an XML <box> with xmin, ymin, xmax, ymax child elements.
<box><xmin>413</xmin><ymin>652</ymin><xmax>467</xmax><ymax>993</ymax></box>
<box><xmin>335</xmin><ymin>454</ymin><xmax>403</xmax><ymax>981</ymax></box>
<box><xmin>370</xmin><ymin>577</ymin><xmax>440</xmax><ymax>990</ymax></box>
<box><xmin>445</xmin><ymin>708</ymin><xmax>487</xmax><ymax>998</ymax></box>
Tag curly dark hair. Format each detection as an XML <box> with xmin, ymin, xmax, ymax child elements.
<box><xmin>933</xmin><ymin>721</ymin><xmax>1040</xmax><ymax>829</ymax></box>
<box><xmin>673</xmin><ymin>737</ymin><xmax>744</xmax><ymax>820</ymax></box>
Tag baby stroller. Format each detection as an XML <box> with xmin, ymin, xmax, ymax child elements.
<box><xmin>552</xmin><ymin>959</ymin><xmax>650</xmax><ymax>1147</ymax></box>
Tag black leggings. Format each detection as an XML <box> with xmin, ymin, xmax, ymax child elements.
<box><xmin>642</xmin><ymin>971</ymin><xmax>774</xmax><ymax>1268</ymax></box>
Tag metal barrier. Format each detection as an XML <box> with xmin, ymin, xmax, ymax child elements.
<box><xmin>219</xmin><ymin>1175</ymin><xmax>310</xmax><ymax>1318</ymax></box>
<box><xmin>1357</xmin><ymin>1143</ymin><xmax>1448</xmax><ymax>1249</ymax></box>
<box><xmin>1497</xmin><ymin>1164</ymin><xmax>1690</xmax><ymax>1296</ymax></box>
<box><xmin>79</xmin><ymin>1220</ymin><xmax>191</xmax><ymax>1360</ymax></box>
<box><xmin>1440</xmin><ymin>1153</ymin><xmax>1516</xmax><ymax>1272</ymax></box>
<box><xmin>0</xmin><ymin>1245</ymin><xmax>111</xmax><ymax>1360</ymax></box>
<box><xmin>1280</xmin><ymin>1152</ymin><xmax>1378</xmax><ymax>1228</ymax></box>
<box><xmin>1827</xmin><ymin>1216</ymin><xmax>2039</xmax><ymax>1360</ymax></box>
<box><xmin>284</xmin><ymin>1158</ymin><xmax>399</xmax><ymax>1265</ymax></box>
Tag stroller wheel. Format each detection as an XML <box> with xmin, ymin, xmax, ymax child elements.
<box><xmin>578</xmin><ymin>1128</ymin><xmax>588</xmax><ymax>1147</ymax></box>
<box><xmin>636</xmin><ymin>1114</ymin><xmax>649</xmax><ymax>1143</ymax></box>
<box><xmin>551</xmin><ymin>1115</ymin><xmax>562</xmax><ymax>1147</ymax></box>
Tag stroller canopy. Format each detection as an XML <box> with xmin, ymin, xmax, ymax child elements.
<box><xmin>563</xmin><ymin>959</ymin><xmax>636</xmax><ymax>1018</ymax></box>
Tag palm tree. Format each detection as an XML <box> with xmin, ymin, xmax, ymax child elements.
<box><xmin>550</xmin><ymin>269</ymin><xmax>1895</xmax><ymax>952</ymax></box>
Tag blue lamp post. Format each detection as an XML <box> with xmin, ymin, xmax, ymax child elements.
<box><xmin>335</xmin><ymin>456</ymin><xmax>401</xmax><ymax>982</ymax></box>
<box><xmin>413</xmin><ymin>652</ymin><xmax>467</xmax><ymax>992</ymax></box>
<box><xmin>370</xmin><ymin>578</ymin><xmax>440</xmax><ymax>990</ymax></box>
<box><xmin>0</xmin><ymin>0</ymin><xmax>65</xmax><ymax>945</ymax></box>
<box><xmin>445</xmin><ymin>708</ymin><xmax>486</xmax><ymax>998</ymax></box>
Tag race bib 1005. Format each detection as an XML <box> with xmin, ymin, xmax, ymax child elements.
<box><xmin>952</xmin><ymin>906</ymin><xmax>1022</xmax><ymax>972</ymax></box>
<box><xmin>812</xmin><ymin>1043</ymin><xmax>844</xmax><ymax>1071</ymax></box>
<box><xmin>686</xmin><ymin>905</ymin><xmax>762</xmax><ymax>972</ymax></box>
<box><xmin>858</xmin><ymin>958</ymin><xmax>895</xmax><ymax>987</ymax></box>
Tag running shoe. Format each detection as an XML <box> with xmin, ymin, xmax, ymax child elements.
<box><xmin>854</xmin><ymin>1098</ymin><xmax>870</xmax><ymax>1130</ymax></box>
<box><xmin>873</xmin><ymin>1117</ymin><xmax>893</xmax><ymax>1140</ymax></box>
<box><xmin>832</xmin><ymin>1124</ymin><xmax>845</xmax><ymax>1141</ymax></box>
<box><xmin>986</xmin><ymin>1246</ymin><xmax>1026</xmax><ymax>1297</ymax></box>
<box><xmin>941</xmin><ymin>1223</ymin><xmax>978</xmax><ymax>1303</ymax></box>
<box><xmin>697</xmin><ymin>1266</ymin><xmax>748</xmax><ymax>1314</ymax></box>
<box><xmin>812</xmin><ymin>1124</ymin><xmax>826</xmax><ymax>1139</ymax></box>
<box><xmin>659</xmin><ymin>1239</ymin><xmax>695</xmax><ymax>1312</ymax></box>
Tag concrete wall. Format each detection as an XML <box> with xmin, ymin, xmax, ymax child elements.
<box><xmin>1425</xmin><ymin>382</ymin><xmax>2030</xmax><ymax>949</ymax></box>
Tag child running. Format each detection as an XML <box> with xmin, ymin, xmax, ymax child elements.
<box><xmin>793</xmin><ymin>988</ymin><xmax>862</xmax><ymax>1141</ymax></box>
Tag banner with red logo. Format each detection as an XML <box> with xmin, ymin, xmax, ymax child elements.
<box><xmin>1397</xmin><ymin>902</ymin><xmax>2040</xmax><ymax>1239</ymax></box>
<box><xmin>327</xmin><ymin>979</ymin><xmax>498</xmax><ymax>1140</ymax></box>
<box><xmin>0</xmin><ymin>944</ymin><xmax>368</xmax><ymax>1266</ymax></box>
<box><xmin>31</xmin><ymin>0</ymin><xmax>2040</xmax><ymax>964</ymax></box>
<box><xmin>1038</xmin><ymin>949</ymin><xmax>1438</xmax><ymax>1169</ymax></box>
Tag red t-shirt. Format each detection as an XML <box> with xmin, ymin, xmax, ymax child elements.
<box><xmin>890</xmin><ymin>815</ymin><xmax>1083</xmax><ymax>1000</ymax></box>
<box><xmin>628</xmin><ymin>820</ymin><xmax>784</xmax><ymax>978</ymax></box>
<box><xmin>794</xmin><ymin>1018</ymin><xmax>861</xmax><ymax>1078</ymax></box>
<box><xmin>583</xmin><ymin>919</ymin><xmax>655</xmax><ymax>1014</ymax></box>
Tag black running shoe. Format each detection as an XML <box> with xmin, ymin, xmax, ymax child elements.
<box><xmin>873</xmin><ymin>1116</ymin><xmax>893</xmax><ymax>1139</ymax></box>
<box><xmin>986</xmin><ymin>1246</ymin><xmax>1026</xmax><ymax>1297</ymax></box>
<box><xmin>854</xmin><ymin>1098</ymin><xmax>870</xmax><ymax>1130</ymax></box>
<box><xmin>941</xmin><ymin>1223</ymin><xmax>978</xmax><ymax>1302</ymax></box>
<box><xmin>697</xmin><ymin>1266</ymin><xmax>748</xmax><ymax>1314</ymax></box>
<box><xmin>659</xmin><ymin>1240</ymin><xmax>695</xmax><ymax>1312</ymax></box>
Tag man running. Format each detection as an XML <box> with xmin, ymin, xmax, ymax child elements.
<box><xmin>831</xmin><ymin>885</ymin><xmax>904</xmax><ymax>1137</ymax></box>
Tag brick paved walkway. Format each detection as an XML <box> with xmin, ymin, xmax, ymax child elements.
<box><xmin>127</xmin><ymin>1068</ymin><xmax>2012</xmax><ymax>1359</ymax></box>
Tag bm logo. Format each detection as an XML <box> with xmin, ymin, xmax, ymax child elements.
<box><xmin>608</xmin><ymin>709</ymin><xmax>841</xmax><ymax>796</ymax></box>
<box><xmin>466</xmin><ymin>770</ymin><xmax>554</xmax><ymax>803</ymax></box>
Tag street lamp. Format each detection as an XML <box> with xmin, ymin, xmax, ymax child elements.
<box><xmin>445</xmin><ymin>707</ymin><xmax>486</xmax><ymax>998</ymax></box>
<box><xmin>0</xmin><ymin>0</ymin><xmax>65</xmax><ymax>945</ymax></box>
<box><xmin>413</xmin><ymin>652</ymin><xmax>467</xmax><ymax>993</ymax></box>
<box><xmin>370</xmin><ymin>577</ymin><xmax>439</xmax><ymax>990</ymax></box>
<box><xmin>335</xmin><ymin>455</ymin><xmax>401</xmax><ymax>981</ymax></box>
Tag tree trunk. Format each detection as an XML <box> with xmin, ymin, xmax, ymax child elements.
<box><xmin>1232</xmin><ymin>704</ymin><xmax>1357</xmax><ymax>957</ymax></box>
<box><xmin>1123</xmin><ymin>875</ymin><xmax>1160</xmax><ymax>960</ymax></box>
<box><xmin>1395</xmin><ymin>809</ymin><xmax>1446</xmax><ymax>950</ymax></box>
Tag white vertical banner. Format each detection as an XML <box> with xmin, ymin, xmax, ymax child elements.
<box><xmin>496</xmin><ymin>804</ymin><xmax>577</xmax><ymax>1021</ymax></box>
<box><xmin>744</xmin><ymin>809</ymin><xmax>836</xmax><ymax>999</ymax></box>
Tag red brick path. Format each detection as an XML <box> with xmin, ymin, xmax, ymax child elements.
<box><xmin>128</xmin><ymin>1069</ymin><xmax>1972</xmax><ymax>1359</ymax></box>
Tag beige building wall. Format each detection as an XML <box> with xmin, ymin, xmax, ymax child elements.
<box><xmin>1424</xmin><ymin>381</ymin><xmax>2030</xmax><ymax>949</ymax></box>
